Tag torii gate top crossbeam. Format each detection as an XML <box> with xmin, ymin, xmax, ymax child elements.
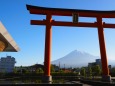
<box><xmin>27</xmin><ymin>4</ymin><xmax>115</xmax><ymax>18</ymax></box>
<box><xmin>26</xmin><ymin>5</ymin><xmax>115</xmax><ymax>28</ymax></box>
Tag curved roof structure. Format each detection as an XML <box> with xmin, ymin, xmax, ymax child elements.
<box><xmin>0</xmin><ymin>21</ymin><xmax>20</xmax><ymax>52</ymax></box>
<box><xmin>26</xmin><ymin>5</ymin><xmax>115</xmax><ymax>18</ymax></box>
<box><xmin>26</xmin><ymin>5</ymin><xmax>115</xmax><ymax>13</ymax></box>
<box><xmin>26</xmin><ymin>4</ymin><xmax>115</xmax><ymax>18</ymax></box>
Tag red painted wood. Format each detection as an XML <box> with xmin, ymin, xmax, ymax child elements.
<box><xmin>44</xmin><ymin>14</ymin><xmax>52</xmax><ymax>76</ymax></box>
<box><xmin>97</xmin><ymin>17</ymin><xmax>109</xmax><ymax>76</ymax></box>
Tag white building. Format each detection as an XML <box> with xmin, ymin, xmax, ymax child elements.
<box><xmin>0</xmin><ymin>56</ymin><xmax>16</xmax><ymax>73</ymax></box>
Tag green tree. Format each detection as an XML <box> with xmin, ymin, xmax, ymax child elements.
<box><xmin>80</xmin><ymin>67</ymin><xmax>86</xmax><ymax>77</ymax></box>
<box><xmin>25</xmin><ymin>69</ymin><xmax>29</xmax><ymax>74</ymax></box>
<box><xmin>110</xmin><ymin>67</ymin><xmax>115</xmax><ymax>76</ymax></box>
<box><xmin>13</xmin><ymin>68</ymin><xmax>18</xmax><ymax>74</ymax></box>
<box><xmin>73</xmin><ymin>67</ymin><xmax>80</xmax><ymax>72</ymax></box>
<box><xmin>88</xmin><ymin>67</ymin><xmax>92</xmax><ymax>78</ymax></box>
<box><xmin>51</xmin><ymin>64</ymin><xmax>55</xmax><ymax>73</ymax></box>
<box><xmin>60</xmin><ymin>69</ymin><xmax>64</xmax><ymax>73</ymax></box>
<box><xmin>36</xmin><ymin>68</ymin><xmax>39</xmax><ymax>74</ymax></box>
<box><xmin>95</xmin><ymin>65</ymin><xmax>101</xmax><ymax>76</ymax></box>
<box><xmin>39</xmin><ymin>68</ymin><xmax>43</xmax><ymax>73</ymax></box>
<box><xmin>92</xmin><ymin>65</ymin><xmax>101</xmax><ymax>76</ymax></box>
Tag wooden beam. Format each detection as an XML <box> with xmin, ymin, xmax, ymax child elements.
<box><xmin>31</xmin><ymin>20</ymin><xmax>115</xmax><ymax>28</ymax></box>
<box><xmin>103</xmin><ymin>23</ymin><xmax>115</xmax><ymax>28</ymax></box>
<box><xmin>51</xmin><ymin>21</ymin><xmax>97</xmax><ymax>27</ymax></box>
<box><xmin>31</xmin><ymin>20</ymin><xmax>46</xmax><ymax>25</ymax></box>
<box><xmin>27</xmin><ymin>5</ymin><xmax>115</xmax><ymax>18</ymax></box>
<box><xmin>31</xmin><ymin>20</ymin><xmax>97</xmax><ymax>27</ymax></box>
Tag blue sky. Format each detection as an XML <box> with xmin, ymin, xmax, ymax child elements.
<box><xmin>1</xmin><ymin>0</ymin><xmax>115</xmax><ymax>66</ymax></box>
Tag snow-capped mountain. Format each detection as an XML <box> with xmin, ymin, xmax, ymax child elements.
<box><xmin>52</xmin><ymin>50</ymin><xmax>100</xmax><ymax>68</ymax></box>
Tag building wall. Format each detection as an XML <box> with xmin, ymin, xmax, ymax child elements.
<box><xmin>88</xmin><ymin>59</ymin><xmax>102</xmax><ymax>68</ymax></box>
<box><xmin>0</xmin><ymin>56</ymin><xmax>16</xmax><ymax>73</ymax></box>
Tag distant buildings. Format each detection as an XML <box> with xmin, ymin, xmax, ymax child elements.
<box><xmin>0</xmin><ymin>56</ymin><xmax>16</xmax><ymax>73</ymax></box>
<box><xmin>88</xmin><ymin>59</ymin><xmax>111</xmax><ymax>69</ymax></box>
<box><xmin>88</xmin><ymin>59</ymin><xmax>102</xmax><ymax>68</ymax></box>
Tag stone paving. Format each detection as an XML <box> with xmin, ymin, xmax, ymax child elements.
<box><xmin>65</xmin><ymin>80</ymin><xmax>92</xmax><ymax>86</ymax></box>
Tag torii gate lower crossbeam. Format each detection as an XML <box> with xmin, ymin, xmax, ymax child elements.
<box><xmin>26</xmin><ymin>5</ymin><xmax>115</xmax><ymax>83</ymax></box>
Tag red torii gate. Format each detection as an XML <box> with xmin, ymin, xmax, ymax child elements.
<box><xmin>26</xmin><ymin>4</ymin><xmax>115</xmax><ymax>83</ymax></box>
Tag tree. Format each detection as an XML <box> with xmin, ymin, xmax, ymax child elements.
<box><xmin>35</xmin><ymin>68</ymin><xmax>39</xmax><ymax>74</ymax></box>
<box><xmin>92</xmin><ymin>65</ymin><xmax>101</xmax><ymax>76</ymax></box>
<box><xmin>39</xmin><ymin>68</ymin><xmax>43</xmax><ymax>73</ymax></box>
<box><xmin>25</xmin><ymin>69</ymin><xmax>29</xmax><ymax>74</ymax></box>
<box><xmin>95</xmin><ymin>65</ymin><xmax>101</xmax><ymax>76</ymax></box>
<box><xmin>51</xmin><ymin>64</ymin><xmax>55</xmax><ymax>73</ymax></box>
<box><xmin>73</xmin><ymin>67</ymin><xmax>80</xmax><ymax>72</ymax></box>
<box><xmin>59</xmin><ymin>69</ymin><xmax>64</xmax><ymax>73</ymax></box>
<box><xmin>80</xmin><ymin>67</ymin><xmax>86</xmax><ymax>78</ymax></box>
<box><xmin>87</xmin><ymin>67</ymin><xmax>92</xmax><ymax>78</ymax></box>
<box><xmin>13</xmin><ymin>68</ymin><xmax>18</xmax><ymax>74</ymax></box>
<box><xmin>110</xmin><ymin>67</ymin><xmax>115</xmax><ymax>76</ymax></box>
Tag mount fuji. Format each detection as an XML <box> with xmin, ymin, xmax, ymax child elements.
<box><xmin>52</xmin><ymin>50</ymin><xmax>99</xmax><ymax>68</ymax></box>
<box><xmin>51</xmin><ymin>50</ymin><xmax>115</xmax><ymax>68</ymax></box>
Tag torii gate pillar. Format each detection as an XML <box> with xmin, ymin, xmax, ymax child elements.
<box><xmin>97</xmin><ymin>17</ymin><xmax>111</xmax><ymax>81</ymax></box>
<box><xmin>42</xmin><ymin>14</ymin><xmax>52</xmax><ymax>83</ymax></box>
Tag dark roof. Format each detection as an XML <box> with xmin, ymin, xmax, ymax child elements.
<box><xmin>26</xmin><ymin>4</ymin><xmax>115</xmax><ymax>14</ymax></box>
<box><xmin>30</xmin><ymin>64</ymin><xmax>44</xmax><ymax>68</ymax></box>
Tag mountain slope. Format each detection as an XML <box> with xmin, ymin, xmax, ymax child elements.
<box><xmin>52</xmin><ymin>50</ymin><xmax>100</xmax><ymax>68</ymax></box>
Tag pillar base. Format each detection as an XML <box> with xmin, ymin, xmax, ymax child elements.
<box><xmin>102</xmin><ymin>75</ymin><xmax>111</xmax><ymax>82</ymax></box>
<box><xmin>42</xmin><ymin>75</ymin><xmax>52</xmax><ymax>84</ymax></box>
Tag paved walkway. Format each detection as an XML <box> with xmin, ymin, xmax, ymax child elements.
<box><xmin>65</xmin><ymin>80</ymin><xmax>92</xmax><ymax>86</ymax></box>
